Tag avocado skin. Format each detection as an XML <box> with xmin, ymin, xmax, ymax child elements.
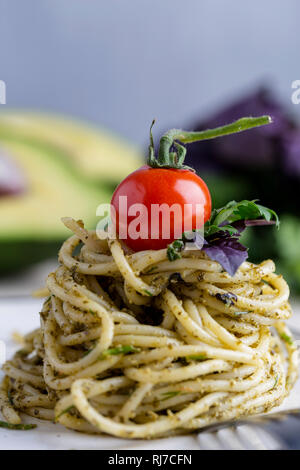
<box><xmin>0</xmin><ymin>240</ymin><xmax>61</xmax><ymax>275</ymax></box>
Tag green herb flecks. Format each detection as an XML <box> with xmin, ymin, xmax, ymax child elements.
<box><xmin>280</xmin><ymin>332</ymin><xmax>294</xmax><ymax>346</ymax></box>
<box><xmin>143</xmin><ymin>290</ymin><xmax>153</xmax><ymax>297</ymax></box>
<box><xmin>88</xmin><ymin>309</ymin><xmax>97</xmax><ymax>317</ymax></box>
<box><xmin>15</xmin><ymin>349</ymin><xmax>29</xmax><ymax>357</ymax></box>
<box><xmin>101</xmin><ymin>345</ymin><xmax>141</xmax><ymax>357</ymax></box>
<box><xmin>186</xmin><ymin>354</ymin><xmax>207</xmax><ymax>361</ymax></box>
<box><xmin>145</xmin><ymin>266</ymin><xmax>159</xmax><ymax>274</ymax></box>
<box><xmin>0</xmin><ymin>420</ymin><xmax>37</xmax><ymax>431</ymax></box>
<box><xmin>82</xmin><ymin>349</ymin><xmax>93</xmax><ymax>357</ymax></box>
<box><xmin>55</xmin><ymin>406</ymin><xmax>75</xmax><ymax>421</ymax></box>
<box><xmin>7</xmin><ymin>391</ymin><xmax>14</xmax><ymax>406</ymax></box>
<box><xmin>161</xmin><ymin>391</ymin><xmax>181</xmax><ymax>401</ymax></box>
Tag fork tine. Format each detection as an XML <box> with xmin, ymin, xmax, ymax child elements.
<box><xmin>236</xmin><ymin>425</ymin><xmax>268</xmax><ymax>450</ymax></box>
<box><xmin>196</xmin><ymin>408</ymin><xmax>300</xmax><ymax>449</ymax></box>
<box><xmin>197</xmin><ymin>432</ymin><xmax>226</xmax><ymax>450</ymax></box>
<box><xmin>252</xmin><ymin>426</ymin><xmax>284</xmax><ymax>450</ymax></box>
<box><xmin>197</xmin><ymin>408</ymin><xmax>300</xmax><ymax>434</ymax></box>
<box><xmin>215</xmin><ymin>427</ymin><xmax>247</xmax><ymax>450</ymax></box>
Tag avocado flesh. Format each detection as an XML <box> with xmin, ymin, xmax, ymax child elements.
<box><xmin>0</xmin><ymin>112</ymin><xmax>143</xmax><ymax>274</ymax></box>
<box><xmin>0</xmin><ymin>139</ymin><xmax>112</xmax><ymax>273</ymax></box>
<box><xmin>0</xmin><ymin>139</ymin><xmax>112</xmax><ymax>239</ymax></box>
<box><xmin>0</xmin><ymin>112</ymin><xmax>143</xmax><ymax>184</ymax></box>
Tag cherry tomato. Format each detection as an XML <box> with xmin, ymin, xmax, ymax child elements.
<box><xmin>111</xmin><ymin>165</ymin><xmax>211</xmax><ymax>251</ymax></box>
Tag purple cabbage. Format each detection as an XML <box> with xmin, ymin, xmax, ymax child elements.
<box><xmin>283</xmin><ymin>131</ymin><xmax>300</xmax><ymax>177</ymax></box>
<box><xmin>186</xmin><ymin>87</ymin><xmax>297</xmax><ymax>174</ymax></box>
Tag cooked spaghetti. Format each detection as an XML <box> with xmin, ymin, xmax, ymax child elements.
<box><xmin>1</xmin><ymin>218</ymin><xmax>298</xmax><ymax>439</ymax></box>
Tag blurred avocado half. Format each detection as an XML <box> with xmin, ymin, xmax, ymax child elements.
<box><xmin>0</xmin><ymin>111</ymin><xmax>142</xmax><ymax>274</ymax></box>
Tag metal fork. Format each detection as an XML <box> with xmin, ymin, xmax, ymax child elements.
<box><xmin>197</xmin><ymin>408</ymin><xmax>300</xmax><ymax>450</ymax></box>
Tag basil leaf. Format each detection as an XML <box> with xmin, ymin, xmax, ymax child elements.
<box><xmin>211</xmin><ymin>200</ymin><xmax>279</xmax><ymax>228</ymax></box>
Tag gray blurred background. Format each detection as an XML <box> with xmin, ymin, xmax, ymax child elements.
<box><xmin>0</xmin><ymin>0</ymin><xmax>299</xmax><ymax>144</ymax></box>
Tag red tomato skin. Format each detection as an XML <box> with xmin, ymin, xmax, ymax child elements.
<box><xmin>111</xmin><ymin>165</ymin><xmax>211</xmax><ymax>251</ymax></box>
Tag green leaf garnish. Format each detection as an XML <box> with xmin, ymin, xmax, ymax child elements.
<box><xmin>0</xmin><ymin>420</ymin><xmax>37</xmax><ymax>431</ymax></box>
<box><xmin>167</xmin><ymin>239</ymin><xmax>185</xmax><ymax>261</ymax></box>
<box><xmin>204</xmin><ymin>224</ymin><xmax>239</xmax><ymax>238</ymax></box>
<box><xmin>166</xmin><ymin>200</ymin><xmax>279</xmax><ymax>279</ymax></box>
<box><xmin>208</xmin><ymin>200</ymin><xmax>279</xmax><ymax>230</ymax></box>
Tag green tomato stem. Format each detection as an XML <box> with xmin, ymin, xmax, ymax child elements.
<box><xmin>148</xmin><ymin>115</ymin><xmax>272</xmax><ymax>170</ymax></box>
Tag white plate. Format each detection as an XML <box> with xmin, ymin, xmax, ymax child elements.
<box><xmin>0</xmin><ymin>297</ymin><xmax>299</xmax><ymax>450</ymax></box>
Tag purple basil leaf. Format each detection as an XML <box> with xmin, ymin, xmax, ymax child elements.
<box><xmin>244</xmin><ymin>219</ymin><xmax>276</xmax><ymax>227</ymax></box>
<box><xmin>196</xmin><ymin>217</ymin><xmax>275</xmax><ymax>276</ymax></box>
<box><xmin>193</xmin><ymin>231</ymin><xmax>205</xmax><ymax>249</ymax></box>
<box><xmin>220</xmin><ymin>219</ymin><xmax>246</xmax><ymax>234</ymax></box>
<box><xmin>202</xmin><ymin>238</ymin><xmax>248</xmax><ymax>277</ymax></box>
<box><xmin>223</xmin><ymin>219</ymin><xmax>276</xmax><ymax>231</ymax></box>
